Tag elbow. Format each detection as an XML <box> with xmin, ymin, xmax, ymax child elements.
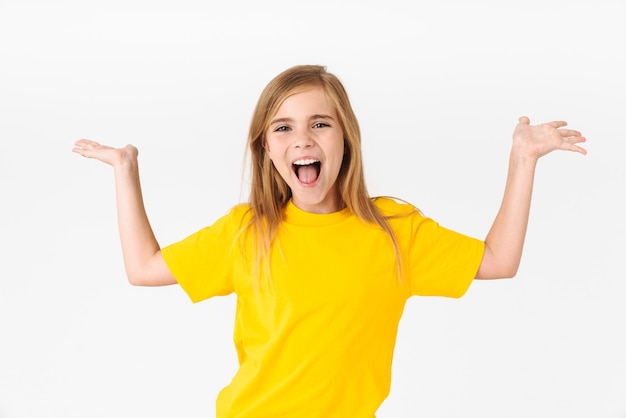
<box><xmin>476</xmin><ymin>267</ymin><xmax>518</xmax><ymax>280</ymax></box>
<box><xmin>494</xmin><ymin>262</ymin><xmax>520</xmax><ymax>280</ymax></box>
<box><xmin>500</xmin><ymin>258</ymin><xmax>522</xmax><ymax>279</ymax></box>
<box><xmin>124</xmin><ymin>258</ymin><xmax>175</xmax><ymax>287</ymax></box>
<box><xmin>476</xmin><ymin>256</ymin><xmax>520</xmax><ymax>280</ymax></box>
<box><xmin>125</xmin><ymin>268</ymin><xmax>150</xmax><ymax>286</ymax></box>
<box><xmin>485</xmin><ymin>262</ymin><xmax>519</xmax><ymax>280</ymax></box>
<box><xmin>477</xmin><ymin>245</ymin><xmax>522</xmax><ymax>280</ymax></box>
<box><xmin>499</xmin><ymin>267</ymin><xmax>518</xmax><ymax>279</ymax></box>
<box><xmin>127</xmin><ymin>274</ymin><xmax>145</xmax><ymax>287</ymax></box>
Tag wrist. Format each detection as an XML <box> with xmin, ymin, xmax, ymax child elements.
<box><xmin>509</xmin><ymin>145</ymin><xmax>538</xmax><ymax>172</ymax></box>
<box><xmin>510</xmin><ymin>140</ymin><xmax>540</xmax><ymax>165</ymax></box>
<box><xmin>112</xmin><ymin>146</ymin><xmax>139</xmax><ymax>170</ymax></box>
<box><xmin>112</xmin><ymin>151</ymin><xmax>139</xmax><ymax>175</ymax></box>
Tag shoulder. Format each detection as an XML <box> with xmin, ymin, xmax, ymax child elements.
<box><xmin>163</xmin><ymin>204</ymin><xmax>253</xmax><ymax>256</ymax></box>
<box><xmin>223</xmin><ymin>203</ymin><xmax>254</xmax><ymax>229</ymax></box>
<box><xmin>194</xmin><ymin>203</ymin><xmax>252</xmax><ymax>236</ymax></box>
<box><xmin>229</xmin><ymin>203</ymin><xmax>253</xmax><ymax>219</ymax></box>
<box><xmin>372</xmin><ymin>196</ymin><xmax>423</xmax><ymax>218</ymax></box>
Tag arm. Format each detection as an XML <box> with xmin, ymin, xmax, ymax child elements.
<box><xmin>73</xmin><ymin>139</ymin><xmax>176</xmax><ymax>286</ymax></box>
<box><xmin>475</xmin><ymin>116</ymin><xmax>586</xmax><ymax>280</ymax></box>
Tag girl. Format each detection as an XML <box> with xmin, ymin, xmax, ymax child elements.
<box><xmin>73</xmin><ymin>65</ymin><xmax>586</xmax><ymax>417</ymax></box>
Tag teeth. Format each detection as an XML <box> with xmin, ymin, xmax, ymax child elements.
<box><xmin>293</xmin><ymin>159</ymin><xmax>319</xmax><ymax>166</ymax></box>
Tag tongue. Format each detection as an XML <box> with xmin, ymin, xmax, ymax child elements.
<box><xmin>298</xmin><ymin>165</ymin><xmax>319</xmax><ymax>184</ymax></box>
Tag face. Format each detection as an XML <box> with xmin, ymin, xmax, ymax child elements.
<box><xmin>264</xmin><ymin>87</ymin><xmax>345</xmax><ymax>214</ymax></box>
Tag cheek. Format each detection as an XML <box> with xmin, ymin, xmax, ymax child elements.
<box><xmin>263</xmin><ymin>137</ymin><xmax>283</xmax><ymax>161</ymax></box>
<box><xmin>264</xmin><ymin>145</ymin><xmax>279</xmax><ymax>164</ymax></box>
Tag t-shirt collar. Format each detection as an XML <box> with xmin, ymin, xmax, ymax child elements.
<box><xmin>284</xmin><ymin>200</ymin><xmax>351</xmax><ymax>226</ymax></box>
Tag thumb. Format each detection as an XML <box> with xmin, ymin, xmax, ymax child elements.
<box><xmin>518</xmin><ymin>116</ymin><xmax>530</xmax><ymax>125</ymax></box>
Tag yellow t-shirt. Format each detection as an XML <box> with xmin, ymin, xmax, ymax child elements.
<box><xmin>162</xmin><ymin>197</ymin><xmax>484</xmax><ymax>418</ymax></box>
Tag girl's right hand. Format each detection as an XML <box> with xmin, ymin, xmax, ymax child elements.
<box><xmin>72</xmin><ymin>138</ymin><xmax>175</xmax><ymax>286</ymax></box>
<box><xmin>72</xmin><ymin>139</ymin><xmax>138</xmax><ymax>167</ymax></box>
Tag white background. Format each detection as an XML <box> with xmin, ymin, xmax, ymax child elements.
<box><xmin>1</xmin><ymin>0</ymin><xmax>625</xmax><ymax>417</ymax></box>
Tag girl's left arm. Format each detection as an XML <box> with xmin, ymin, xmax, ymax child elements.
<box><xmin>475</xmin><ymin>116</ymin><xmax>586</xmax><ymax>280</ymax></box>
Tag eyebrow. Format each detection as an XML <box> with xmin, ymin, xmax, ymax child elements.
<box><xmin>269</xmin><ymin>114</ymin><xmax>335</xmax><ymax>126</ymax></box>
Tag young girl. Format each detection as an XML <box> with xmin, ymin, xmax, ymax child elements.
<box><xmin>73</xmin><ymin>65</ymin><xmax>586</xmax><ymax>417</ymax></box>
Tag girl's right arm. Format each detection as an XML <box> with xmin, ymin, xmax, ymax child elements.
<box><xmin>73</xmin><ymin>139</ymin><xmax>176</xmax><ymax>286</ymax></box>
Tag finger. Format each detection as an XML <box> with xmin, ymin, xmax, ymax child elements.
<box><xmin>560</xmin><ymin>135</ymin><xmax>587</xmax><ymax>154</ymax></box>
<box><xmin>72</xmin><ymin>139</ymin><xmax>106</xmax><ymax>158</ymax></box>
<box><xmin>74</xmin><ymin>139</ymin><xmax>101</xmax><ymax>148</ymax></box>
<box><xmin>549</xmin><ymin>120</ymin><xmax>568</xmax><ymax>129</ymax></box>
<box><xmin>558</xmin><ymin>128</ymin><xmax>582</xmax><ymax>137</ymax></box>
<box><xmin>72</xmin><ymin>144</ymin><xmax>96</xmax><ymax>155</ymax></box>
<box><xmin>72</xmin><ymin>146</ymin><xmax>92</xmax><ymax>157</ymax></box>
<box><xmin>565</xmin><ymin>135</ymin><xmax>587</xmax><ymax>145</ymax></box>
<box><xmin>562</xmin><ymin>143</ymin><xmax>587</xmax><ymax>155</ymax></box>
<box><xmin>518</xmin><ymin>116</ymin><xmax>530</xmax><ymax>125</ymax></box>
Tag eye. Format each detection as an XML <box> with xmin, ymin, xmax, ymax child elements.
<box><xmin>313</xmin><ymin>122</ymin><xmax>329</xmax><ymax>128</ymax></box>
<box><xmin>274</xmin><ymin>125</ymin><xmax>290</xmax><ymax>132</ymax></box>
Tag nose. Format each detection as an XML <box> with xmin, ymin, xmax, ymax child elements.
<box><xmin>293</xmin><ymin>129</ymin><xmax>314</xmax><ymax>149</ymax></box>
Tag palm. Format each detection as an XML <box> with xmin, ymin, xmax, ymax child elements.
<box><xmin>513</xmin><ymin>116</ymin><xmax>587</xmax><ymax>159</ymax></box>
<box><xmin>73</xmin><ymin>139</ymin><xmax>138</xmax><ymax>167</ymax></box>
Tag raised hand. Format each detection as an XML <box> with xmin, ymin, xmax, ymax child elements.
<box><xmin>72</xmin><ymin>138</ymin><xmax>175</xmax><ymax>286</ymax></box>
<box><xmin>73</xmin><ymin>139</ymin><xmax>138</xmax><ymax>167</ymax></box>
<box><xmin>476</xmin><ymin>116</ymin><xmax>587</xmax><ymax>279</ymax></box>
<box><xmin>512</xmin><ymin>116</ymin><xmax>587</xmax><ymax>160</ymax></box>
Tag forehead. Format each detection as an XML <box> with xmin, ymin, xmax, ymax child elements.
<box><xmin>273</xmin><ymin>86</ymin><xmax>337</xmax><ymax>118</ymax></box>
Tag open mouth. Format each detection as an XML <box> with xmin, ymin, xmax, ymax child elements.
<box><xmin>293</xmin><ymin>159</ymin><xmax>321</xmax><ymax>184</ymax></box>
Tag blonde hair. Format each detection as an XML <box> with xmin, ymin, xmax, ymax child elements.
<box><xmin>244</xmin><ymin>65</ymin><xmax>401</xmax><ymax>279</ymax></box>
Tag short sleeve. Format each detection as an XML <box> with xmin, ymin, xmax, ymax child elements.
<box><xmin>162</xmin><ymin>206</ymin><xmax>246</xmax><ymax>303</ymax></box>
<box><xmin>408</xmin><ymin>217</ymin><xmax>485</xmax><ymax>298</ymax></box>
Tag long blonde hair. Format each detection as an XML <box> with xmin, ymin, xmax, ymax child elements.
<box><xmin>244</xmin><ymin>65</ymin><xmax>401</xmax><ymax>278</ymax></box>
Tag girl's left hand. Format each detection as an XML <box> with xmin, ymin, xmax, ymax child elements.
<box><xmin>512</xmin><ymin>116</ymin><xmax>587</xmax><ymax>160</ymax></box>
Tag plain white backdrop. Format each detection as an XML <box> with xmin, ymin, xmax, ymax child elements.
<box><xmin>1</xmin><ymin>0</ymin><xmax>625</xmax><ymax>417</ymax></box>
